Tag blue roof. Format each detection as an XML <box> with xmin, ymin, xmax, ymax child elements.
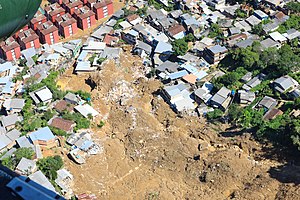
<box><xmin>16</xmin><ymin>136</ymin><xmax>33</xmax><ymax>148</ymax></box>
<box><xmin>22</xmin><ymin>48</ymin><xmax>36</xmax><ymax>60</ymax></box>
<box><xmin>181</xmin><ymin>63</ymin><xmax>198</xmax><ymax>74</ymax></box>
<box><xmin>167</xmin><ymin>87</ymin><xmax>181</xmax><ymax>97</ymax></box>
<box><xmin>80</xmin><ymin>140</ymin><xmax>94</xmax><ymax>151</ymax></box>
<box><xmin>0</xmin><ymin>62</ymin><xmax>17</xmax><ymax>77</ymax></box>
<box><xmin>75</xmin><ymin>61</ymin><xmax>92</xmax><ymax>71</ymax></box>
<box><xmin>29</xmin><ymin>127</ymin><xmax>55</xmax><ymax>142</ymax></box>
<box><xmin>169</xmin><ymin>70</ymin><xmax>188</xmax><ymax>80</ymax></box>
<box><xmin>77</xmin><ymin>51</ymin><xmax>88</xmax><ymax>62</ymax></box>
<box><xmin>194</xmin><ymin>71</ymin><xmax>208</xmax><ymax>80</ymax></box>
<box><xmin>184</xmin><ymin>18</ymin><xmax>200</xmax><ymax>26</ymax></box>
<box><xmin>0</xmin><ymin>76</ymin><xmax>10</xmax><ymax>84</ymax></box>
<box><xmin>209</xmin><ymin>45</ymin><xmax>227</xmax><ymax>54</ymax></box>
<box><xmin>155</xmin><ymin>41</ymin><xmax>173</xmax><ymax>53</ymax></box>
<box><xmin>2</xmin><ymin>81</ymin><xmax>14</xmax><ymax>94</ymax></box>
<box><xmin>46</xmin><ymin>53</ymin><xmax>60</xmax><ymax>60</ymax></box>
<box><xmin>129</xmin><ymin>29</ymin><xmax>139</xmax><ymax>37</ymax></box>
<box><xmin>0</xmin><ymin>135</ymin><xmax>11</xmax><ymax>150</ymax></box>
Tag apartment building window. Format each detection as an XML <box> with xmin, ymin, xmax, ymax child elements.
<box><xmin>69</xmin><ymin>25</ymin><xmax>73</xmax><ymax>35</ymax></box>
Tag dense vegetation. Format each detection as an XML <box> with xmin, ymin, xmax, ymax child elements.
<box><xmin>37</xmin><ymin>155</ymin><xmax>64</xmax><ymax>181</ymax></box>
<box><xmin>148</xmin><ymin>0</ymin><xmax>175</xmax><ymax>12</ymax></box>
<box><xmin>277</xmin><ymin>14</ymin><xmax>300</xmax><ymax>33</ymax></box>
<box><xmin>210</xmin><ymin>41</ymin><xmax>300</xmax><ymax>151</ymax></box>
<box><xmin>2</xmin><ymin>148</ymin><xmax>34</xmax><ymax>170</ymax></box>
<box><xmin>286</xmin><ymin>2</ymin><xmax>300</xmax><ymax>14</ymax></box>
<box><xmin>171</xmin><ymin>34</ymin><xmax>195</xmax><ymax>56</ymax></box>
<box><xmin>19</xmin><ymin>71</ymin><xmax>92</xmax><ymax>134</ymax></box>
<box><xmin>220</xmin><ymin>42</ymin><xmax>300</xmax><ymax>79</ymax></box>
<box><xmin>208</xmin><ymin>23</ymin><xmax>223</xmax><ymax>39</ymax></box>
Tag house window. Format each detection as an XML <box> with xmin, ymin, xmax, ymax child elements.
<box><xmin>30</xmin><ymin>41</ymin><xmax>34</xmax><ymax>47</ymax></box>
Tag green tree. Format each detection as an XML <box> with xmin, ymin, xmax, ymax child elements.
<box><xmin>96</xmin><ymin>58</ymin><xmax>107</xmax><ymax>65</ymax></box>
<box><xmin>1</xmin><ymin>148</ymin><xmax>34</xmax><ymax>170</ymax></box>
<box><xmin>185</xmin><ymin>33</ymin><xmax>195</xmax><ymax>42</ymax></box>
<box><xmin>235</xmin><ymin>9</ymin><xmax>247</xmax><ymax>18</ymax></box>
<box><xmin>14</xmin><ymin>148</ymin><xmax>35</xmax><ymax>163</ymax></box>
<box><xmin>232</xmin><ymin>48</ymin><xmax>259</xmax><ymax>70</ymax></box>
<box><xmin>294</xmin><ymin>97</ymin><xmax>300</xmax><ymax>109</ymax></box>
<box><xmin>277</xmin><ymin>15</ymin><xmax>300</xmax><ymax>33</ymax></box>
<box><xmin>240</xmin><ymin>108</ymin><xmax>264</xmax><ymax>128</ymax></box>
<box><xmin>206</xmin><ymin>109</ymin><xmax>223</xmax><ymax>120</ymax></box>
<box><xmin>290</xmin><ymin>119</ymin><xmax>300</xmax><ymax>150</ymax></box>
<box><xmin>171</xmin><ymin>38</ymin><xmax>188</xmax><ymax>56</ymax></box>
<box><xmin>42</xmin><ymin>110</ymin><xmax>55</xmax><ymax>121</ymax></box>
<box><xmin>1</xmin><ymin>157</ymin><xmax>15</xmax><ymax>169</ymax></box>
<box><xmin>37</xmin><ymin>156</ymin><xmax>64</xmax><ymax>181</ymax></box>
<box><xmin>227</xmin><ymin>104</ymin><xmax>242</xmax><ymax>123</ymax></box>
<box><xmin>286</xmin><ymin>2</ymin><xmax>300</xmax><ymax>14</ymax></box>
<box><xmin>257</xmin><ymin>47</ymin><xmax>279</xmax><ymax>70</ymax></box>
<box><xmin>252</xmin><ymin>23</ymin><xmax>263</xmax><ymax>35</ymax></box>
<box><xmin>75</xmin><ymin>90</ymin><xmax>91</xmax><ymax>101</ymax></box>
<box><xmin>208</xmin><ymin>23</ymin><xmax>222</xmax><ymax>38</ymax></box>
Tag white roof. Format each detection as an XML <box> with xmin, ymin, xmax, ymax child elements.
<box><xmin>29</xmin><ymin>171</ymin><xmax>56</xmax><ymax>192</ymax></box>
<box><xmin>269</xmin><ymin>31</ymin><xmax>287</xmax><ymax>42</ymax></box>
<box><xmin>83</xmin><ymin>41</ymin><xmax>106</xmax><ymax>51</ymax></box>
<box><xmin>35</xmin><ymin>87</ymin><xmax>53</xmax><ymax>102</ymax></box>
<box><xmin>75</xmin><ymin>104</ymin><xmax>99</xmax><ymax>118</ymax></box>
<box><xmin>200</xmin><ymin>37</ymin><xmax>214</xmax><ymax>46</ymax></box>
<box><xmin>75</xmin><ymin>61</ymin><xmax>96</xmax><ymax>71</ymax></box>
<box><xmin>16</xmin><ymin>157</ymin><xmax>36</xmax><ymax>173</ymax></box>
<box><xmin>46</xmin><ymin>53</ymin><xmax>60</xmax><ymax>61</ymax></box>
<box><xmin>119</xmin><ymin>21</ymin><xmax>132</xmax><ymax>29</ymax></box>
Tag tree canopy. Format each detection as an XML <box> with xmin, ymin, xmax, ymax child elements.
<box><xmin>286</xmin><ymin>2</ymin><xmax>300</xmax><ymax>14</ymax></box>
<box><xmin>37</xmin><ymin>156</ymin><xmax>64</xmax><ymax>181</ymax></box>
<box><xmin>171</xmin><ymin>38</ymin><xmax>188</xmax><ymax>56</ymax></box>
<box><xmin>1</xmin><ymin>148</ymin><xmax>34</xmax><ymax>170</ymax></box>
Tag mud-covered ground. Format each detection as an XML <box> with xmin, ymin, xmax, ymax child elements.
<box><xmin>59</xmin><ymin>51</ymin><xmax>300</xmax><ymax>200</ymax></box>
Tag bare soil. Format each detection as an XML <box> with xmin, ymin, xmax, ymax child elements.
<box><xmin>57</xmin><ymin>50</ymin><xmax>300</xmax><ymax>200</ymax></box>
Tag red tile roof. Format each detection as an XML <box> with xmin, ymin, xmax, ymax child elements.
<box><xmin>18</xmin><ymin>29</ymin><xmax>39</xmax><ymax>44</ymax></box>
<box><xmin>54</xmin><ymin>100</ymin><xmax>75</xmax><ymax>112</ymax></box>
<box><xmin>50</xmin><ymin>117</ymin><xmax>75</xmax><ymax>132</ymax></box>
<box><xmin>56</xmin><ymin>13</ymin><xmax>77</xmax><ymax>27</ymax></box>
<box><xmin>37</xmin><ymin>21</ymin><xmax>58</xmax><ymax>35</ymax></box>
<box><xmin>64</xmin><ymin>0</ymin><xmax>84</xmax><ymax>9</ymax></box>
<box><xmin>168</xmin><ymin>24</ymin><xmax>186</xmax><ymax>36</ymax></box>
<box><xmin>0</xmin><ymin>37</ymin><xmax>20</xmax><ymax>52</ymax></box>
<box><xmin>45</xmin><ymin>3</ymin><xmax>65</xmax><ymax>17</ymax></box>
<box><xmin>88</xmin><ymin>0</ymin><xmax>112</xmax><ymax>9</ymax></box>
<box><xmin>126</xmin><ymin>14</ymin><xmax>139</xmax><ymax>22</ymax></box>
<box><xmin>74</xmin><ymin>6</ymin><xmax>95</xmax><ymax>20</ymax></box>
<box><xmin>31</xmin><ymin>10</ymin><xmax>47</xmax><ymax>24</ymax></box>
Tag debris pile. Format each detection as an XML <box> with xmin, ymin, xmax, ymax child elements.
<box><xmin>107</xmin><ymin>80</ymin><xmax>136</xmax><ymax>105</ymax></box>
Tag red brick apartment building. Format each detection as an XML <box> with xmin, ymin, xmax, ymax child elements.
<box><xmin>55</xmin><ymin>0</ymin><xmax>64</xmax><ymax>4</ymax></box>
<box><xmin>0</xmin><ymin>37</ymin><xmax>21</xmax><ymax>61</ymax></box>
<box><xmin>74</xmin><ymin>6</ymin><xmax>96</xmax><ymax>30</ymax></box>
<box><xmin>17</xmin><ymin>29</ymin><xmax>40</xmax><ymax>50</ymax></box>
<box><xmin>56</xmin><ymin>13</ymin><xmax>78</xmax><ymax>38</ymax></box>
<box><xmin>13</xmin><ymin>25</ymin><xmax>29</xmax><ymax>39</ymax></box>
<box><xmin>36</xmin><ymin>21</ymin><xmax>59</xmax><ymax>45</ymax></box>
<box><xmin>87</xmin><ymin>0</ymin><xmax>113</xmax><ymax>20</ymax></box>
<box><xmin>30</xmin><ymin>10</ymin><xmax>47</xmax><ymax>31</ymax></box>
<box><xmin>63</xmin><ymin>0</ymin><xmax>84</xmax><ymax>15</ymax></box>
<box><xmin>44</xmin><ymin>3</ymin><xmax>66</xmax><ymax>23</ymax></box>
